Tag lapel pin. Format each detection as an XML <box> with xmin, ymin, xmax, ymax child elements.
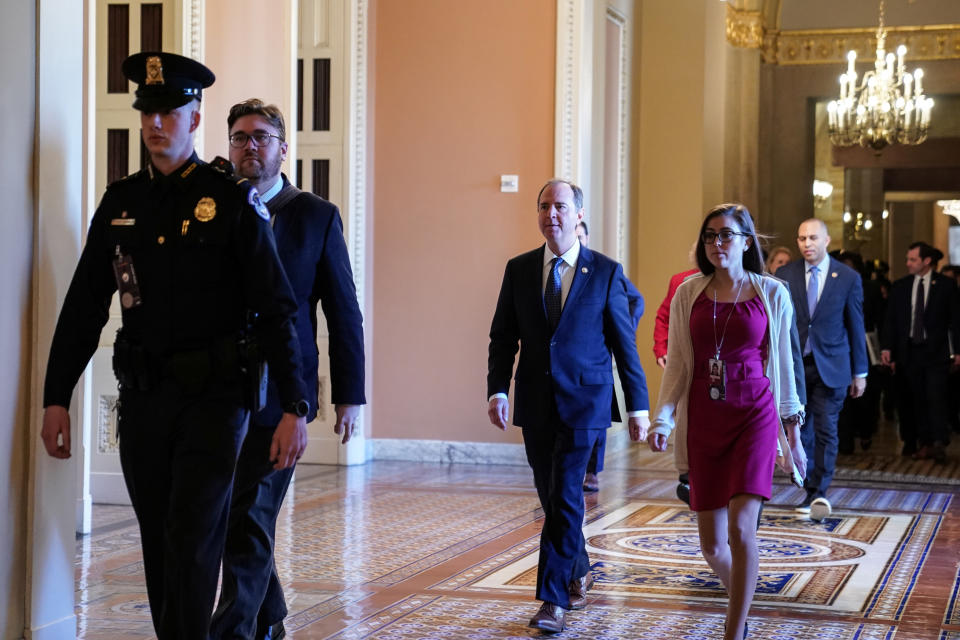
<box><xmin>581</xmin><ymin>267</ymin><xmax>588</xmax><ymax>274</ymax></box>
<box><xmin>831</xmin><ymin>272</ymin><xmax>838</xmax><ymax>278</ymax></box>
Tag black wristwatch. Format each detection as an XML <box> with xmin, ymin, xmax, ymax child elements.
<box><xmin>284</xmin><ymin>399</ymin><xmax>309</xmax><ymax>417</ymax></box>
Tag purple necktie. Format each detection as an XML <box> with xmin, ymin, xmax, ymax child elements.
<box><xmin>804</xmin><ymin>265</ymin><xmax>818</xmax><ymax>355</ymax></box>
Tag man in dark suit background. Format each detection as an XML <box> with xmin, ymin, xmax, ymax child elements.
<box><xmin>575</xmin><ymin>220</ymin><xmax>644</xmax><ymax>493</ymax></box>
<box><xmin>210</xmin><ymin>99</ymin><xmax>366</xmax><ymax>640</ymax></box>
<box><xmin>776</xmin><ymin>218</ymin><xmax>867</xmax><ymax>520</ymax></box>
<box><xmin>487</xmin><ymin>179</ymin><xmax>649</xmax><ymax>633</ymax></box>
<box><xmin>881</xmin><ymin>242</ymin><xmax>960</xmax><ymax>463</ymax></box>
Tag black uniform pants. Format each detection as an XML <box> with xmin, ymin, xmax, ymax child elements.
<box><xmin>210</xmin><ymin>424</ymin><xmax>295</xmax><ymax>639</ymax></box>
<box><xmin>117</xmin><ymin>380</ymin><xmax>248</xmax><ymax>640</ymax></box>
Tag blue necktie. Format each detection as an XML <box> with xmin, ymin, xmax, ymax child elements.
<box><xmin>804</xmin><ymin>265</ymin><xmax>819</xmax><ymax>355</ymax></box>
<box><xmin>545</xmin><ymin>257</ymin><xmax>563</xmax><ymax>332</ymax></box>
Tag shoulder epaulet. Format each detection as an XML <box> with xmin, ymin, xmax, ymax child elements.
<box><xmin>210</xmin><ymin>155</ymin><xmax>234</xmax><ymax>176</ymax></box>
<box><xmin>106</xmin><ymin>167</ymin><xmax>149</xmax><ymax>190</ymax></box>
<box><xmin>231</xmin><ymin>178</ymin><xmax>270</xmax><ymax>221</ymax></box>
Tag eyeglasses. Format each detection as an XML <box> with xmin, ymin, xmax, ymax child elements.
<box><xmin>228</xmin><ymin>132</ymin><xmax>283</xmax><ymax>148</ymax></box>
<box><xmin>701</xmin><ymin>230</ymin><xmax>748</xmax><ymax>245</ymax></box>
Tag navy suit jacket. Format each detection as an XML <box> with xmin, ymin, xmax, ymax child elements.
<box><xmin>487</xmin><ymin>244</ymin><xmax>648</xmax><ymax>429</ymax></box>
<box><xmin>625</xmin><ymin>277</ymin><xmax>644</xmax><ymax>330</ymax></box>
<box><xmin>882</xmin><ymin>271</ymin><xmax>960</xmax><ymax>364</ymax></box>
<box><xmin>255</xmin><ymin>175</ymin><xmax>366</xmax><ymax>427</ymax></box>
<box><xmin>777</xmin><ymin>258</ymin><xmax>867</xmax><ymax>389</ymax></box>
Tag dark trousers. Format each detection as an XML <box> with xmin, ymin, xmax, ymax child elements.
<box><xmin>801</xmin><ymin>359</ymin><xmax>846</xmax><ymax>499</ymax></box>
<box><xmin>838</xmin><ymin>367</ymin><xmax>881</xmax><ymax>451</ymax></box>
<box><xmin>522</xmin><ymin>424</ymin><xmax>602</xmax><ymax>608</ymax></box>
<box><xmin>586</xmin><ymin>430</ymin><xmax>606</xmax><ymax>474</ymax></box>
<box><xmin>901</xmin><ymin>345</ymin><xmax>950</xmax><ymax>447</ymax></box>
<box><xmin>118</xmin><ymin>381</ymin><xmax>248</xmax><ymax>640</ymax></box>
<box><xmin>210</xmin><ymin>425</ymin><xmax>295</xmax><ymax>639</ymax></box>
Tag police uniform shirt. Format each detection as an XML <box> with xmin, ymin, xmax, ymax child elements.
<box><xmin>43</xmin><ymin>153</ymin><xmax>305</xmax><ymax>408</ymax></box>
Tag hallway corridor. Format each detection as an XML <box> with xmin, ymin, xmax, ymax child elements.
<box><xmin>75</xmin><ymin>427</ymin><xmax>960</xmax><ymax>639</ymax></box>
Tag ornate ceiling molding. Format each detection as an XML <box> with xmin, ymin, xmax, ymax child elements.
<box><xmin>761</xmin><ymin>24</ymin><xmax>960</xmax><ymax>65</ymax></box>
<box><xmin>726</xmin><ymin>3</ymin><xmax>765</xmax><ymax>50</ymax></box>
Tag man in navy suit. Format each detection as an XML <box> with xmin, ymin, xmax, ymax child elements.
<box><xmin>881</xmin><ymin>242</ymin><xmax>960</xmax><ymax>463</ymax></box>
<box><xmin>488</xmin><ymin>180</ymin><xmax>649</xmax><ymax>633</ymax></box>
<box><xmin>575</xmin><ymin>220</ymin><xmax>644</xmax><ymax>493</ymax></box>
<box><xmin>211</xmin><ymin>100</ymin><xmax>366</xmax><ymax>640</ymax></box>
<box><xmin>776</xmin><ymin>218</ymin><xmax>867</xmax><ymax>519</ymax></box>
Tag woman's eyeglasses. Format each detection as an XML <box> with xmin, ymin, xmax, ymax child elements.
<box><xmin>702</xmin><ymin>230</ymin><xmax>748</xmax><ymax>245</ymax></box>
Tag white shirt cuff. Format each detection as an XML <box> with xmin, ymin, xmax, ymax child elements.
<box><xmin>488</xmin><ymin>393</ymin><xmax>508</xmax><ymax>403</ymax></box>
<box><xmin>628</xmin><ymin>410</ymin><xmax>649</xmax><ymax>418</ymax></box>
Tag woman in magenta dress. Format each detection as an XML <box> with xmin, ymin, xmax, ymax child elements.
<box><xmin>648</xmin><ymin>204</ymin><xmax>806</xmax><ymax>640</ymax></box>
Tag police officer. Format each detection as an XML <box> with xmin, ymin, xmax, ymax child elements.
<box><xmin>40</xmin><ymin>52</ymin><xmax>310</xmax><ymax>640</ymax></box>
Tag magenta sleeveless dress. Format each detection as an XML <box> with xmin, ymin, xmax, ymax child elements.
<box><xmin>686</xmin><ymin>292</ymin><xmax>779</xmax><ymax>512</ymax></box>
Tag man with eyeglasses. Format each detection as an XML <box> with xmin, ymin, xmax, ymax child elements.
<box><xmin>210</xmin><ymin>99</ymin><xmax>366</xmax><ymax>640</ymax></box>
<box><xmin>41</xmin><ymin>54</ymin><xmax>309</xmax><ymax>639</ymax></box>
<box><xmin>776</xmin><ymin>218</ymin><xmax>867</xmax><ymax>521</ymax></box>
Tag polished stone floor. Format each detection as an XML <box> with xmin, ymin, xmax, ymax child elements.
<box><xmin>76</xmin><ymin>421</ymin><xmax>960</xmax><ymax>639</ymax></box>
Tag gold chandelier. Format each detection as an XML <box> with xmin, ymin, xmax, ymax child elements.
<box><xmin>827</xmin><ymin>0</ymin><xmax>933</xmax><ymax>151</ymax></box>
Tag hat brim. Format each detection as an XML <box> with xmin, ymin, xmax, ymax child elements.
<box><xmin>133</xmin><ymin>93</ymin><xmax>197</xmax><ymax>113</ymax></box>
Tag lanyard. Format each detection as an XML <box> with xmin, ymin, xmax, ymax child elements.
<box><xmin>712</xmin><ymin>276</ymin><xmax>745</xmax><ymax>360</ymax></box>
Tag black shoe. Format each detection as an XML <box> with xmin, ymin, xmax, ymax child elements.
<box><xmin>676</xmin><ymin>481</ymin><xmax>690</xmax><ymax>506</ymax></box>
<box><xmin>255</xmin><ymin>622</ymin><xmax>286</xmax><ymax>640</ymax></box>
<box><xmin>860</xmin><ymin>438</ymin><xmax>872</xmax><ymax>451</ymax></box>
<box><xmin>933</xmin><ymin>444</ymin><xmax>947</xmax><ymax>464</ymax></box>
<box><xmin>901</xmin><ymin>442</ymin><xmax>917</xmax><ymax>457</ymax></box>
<box><xmin>582</xmin><ymin>472</ymin><xmax>599</xmax><ymax>492</ymax></box>
<box><xmin>795</xmin><ymin>492</ymin><xmax>814</xmax><ymax>514</ymax></box>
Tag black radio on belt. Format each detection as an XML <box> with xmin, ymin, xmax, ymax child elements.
<box><xmin>112</xmin><ymin>245</ymin><xmax>143</xmax><ymax>310</ymax></box>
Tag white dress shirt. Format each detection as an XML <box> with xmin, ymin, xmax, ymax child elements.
<box><xmin>910</xmin><ymin>271</ymin><xmax>932</xmax><ymax>337</ymax></box>
<box><xmin>543</xmin><ymin>240</ymin><xmax>580</xmax><ymax>308</ymax></box>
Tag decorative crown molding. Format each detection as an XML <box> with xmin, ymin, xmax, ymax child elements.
<box><xmin>760</xmin><ymin>24</ymin><xmax>960</xmax><ymax>65</ymax></box>
<box><xmin>726</xmin><ymin>3</ymin><xmax>765</xmax><ymax>50</ymax></box>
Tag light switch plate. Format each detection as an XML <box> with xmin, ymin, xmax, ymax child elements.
<box><xmin>500</xmin><ymin>175</ymin><xmax>519</xmax><ymax>193</ymax></box>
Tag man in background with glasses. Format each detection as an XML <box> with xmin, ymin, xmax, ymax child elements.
<box><xmin>210</xmin><ymin>99</ymin><xmax>366</xmax><ymax>640</ymax></box>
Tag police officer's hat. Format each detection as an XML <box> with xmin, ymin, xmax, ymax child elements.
<box><xmin>122</xmin><ymin>51</ymin><xmax>215</xmax><ymax>112</ymax></box>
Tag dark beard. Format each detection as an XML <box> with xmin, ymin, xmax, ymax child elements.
<box><xmin>238</xmin><ymin>154</ymin><xmax>282</xmax><ymax>183</ymax></box>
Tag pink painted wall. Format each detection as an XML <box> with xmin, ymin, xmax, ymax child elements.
<box><xmin>202</xmin><ymin>0</ymin><xmax>292</xmax><ymax>161</ymax></box>
<box><xmin>371</xmin><ymin>0</ymin><xmax>556</xmax><ymax>442</ymax></box>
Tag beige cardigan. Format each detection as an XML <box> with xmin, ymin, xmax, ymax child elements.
<box><xmin>649</xmin><ymin>271</ymin><xmax>804</xmax><ymax>475</ymax></box>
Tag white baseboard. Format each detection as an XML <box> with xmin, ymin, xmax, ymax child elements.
<box><xmin>90</xmin><ymin>471</ymin><xmax>131</xmax><ymax>506</ymax></box>
<box><xmin>371</xmin><ymin>428</ymin><xmax>628</xmax><ymax>466</ymax></box>
<box><xmin>372</xmin><ymin>438</ymin><xmax>527</xmax><ymax>465</ymax></box>
<box><xmin>25</xmin><ymin>614</ymin><xmax>75</xmax><ymax>640</ymax></box>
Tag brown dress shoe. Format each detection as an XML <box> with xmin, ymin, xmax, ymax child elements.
<box><xmin>568</xmin><ymin>572</ymin><xmax>594</xmax><ymax>609</ymax></box>
<box><xmin>528</xmin><ymin>602</ymin><xmax>566</xmax><ymax>633</ymax></box>
<box><xmin>582</xmin><ymin>473</ymin><xmax>599</xmax><ymax>492</ymax></box>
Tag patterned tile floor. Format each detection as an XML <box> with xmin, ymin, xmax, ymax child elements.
<box><xmin>77</xmin><ymin>422</ymin><xmax>960</xmax><ymax>639</ymax></box>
